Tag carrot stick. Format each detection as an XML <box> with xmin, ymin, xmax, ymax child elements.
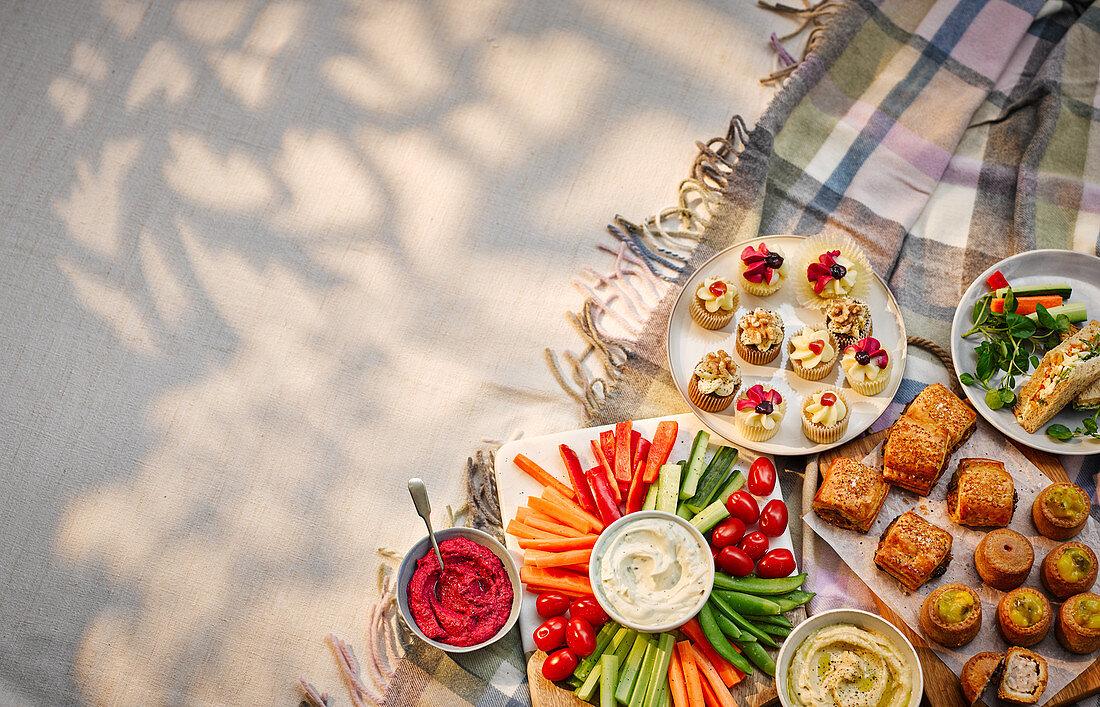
<box><xmin>691</xmin><ymin>646</ymin><xmax>737</xmax><ymax>707</ymax></box>
<box><xmin>990</xmin><ymin>294</ymin><xmax>1062</xmax><ymax>315</ymax></box>
<box><xmin>515</xmin><ymin>506</ymin><xmax>555</xmax><ymax>524</ymax></box>
<box><xmin>614</xmin><ymin>421</ymin><xmax>633</xmax><ymax>482</ymax></box>
<box><xmin>699</xmin><ymin>678</ymin><xmax>722</xmax><ymax>707</ymax></box>
<box><xmin>642</xmin><ymin>420</ymin><xmax>679</xmax><ymax>483</ymax></box>
<box><xmin>517</xmin><ymin>535</ymin><xmax>599</xmax><ymax>551</ymax></box>
<box><xmin>528</xmin><ymin>496</ymin><xmax>591</xmax><ymax>534</ymax></box>
<box><xmin>590</xmin><ymin>441</ymin><xmax>621</xmax><ymax>504</ymax></box>
<box><xmin>677</xmin><ymin>641</ymin><xmax>705</xmax><ymax>707</ymax></box>
<box><xmin>668</xmin><ymin>646</ymin><xmax>689</xmax><ymax>707</ymax></box>
<box><xmin>521</xmin><ymin>511</ymin><xmax>585</xmax><ymax>538</ymax></box>
<box><xmin>559</xmin><ymin>444</ymin><xmax>599</xmax><ymax>515</ymax></box>
<box><xmin>519</xmin><ymin>566</ymin><xmax>592</xmax><ymax>595</ymax></box>
<box><xmin>512</xmin><ymin>453</ymin><xmax>575</xmax><ymax>500</ymax></box>
<box><xmin>543</xmin><ymin>486</ymin><xmax>605</xmax><ymax>532</ymax></box>
<box><xmin>534</xmin><ymin>548</ymin><xmax>592</xmax><ymax>568</ymax></box>
<box><xmin>505</xmin><ymin>520</ymin><xmax>559</xmax><ymax>540</ymax></box>
<box><xmin>680</xmin><ymin>619</ymin><xmax>739</xmax><ymax>688</ymax></box>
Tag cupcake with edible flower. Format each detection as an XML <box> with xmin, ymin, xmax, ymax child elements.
<box><xmin>787</xmin><ymin>326</ymin><xmax>838</xmax><ymax>381</ymax></box>
<box><xmin>688</xmin><ymin>350</ymin><xmax>741</xmax><ymax>412</ymax></box>
<box><xmin>735</xmin><ymin>384</ymin><xmax>786</xmax><ymax>441</ymax></box>
<box><xmin>801</xmin><ymin>387</ymin><xmax>850</xmax><ymax>443</ymax></box>
<box><xmin>735</xmin><ymin>308</ymin><xmax>785</xmax><ymax>365</ymax></box>
<box><xmin>739</xmin><ymin>242</ymin><xmax>787</xmax><ymax>296</ymax></box>
<box><xmin>689</xmin><ymin>276</ymin><xmax>738</xmax><ymax>329</ymax></box>
<box><xmin>840</xmin><ymin>337</ymin><xmax>891</xmax><ymax>395</ymax></box>
<box><xmin>824</xmin><ymin>296</ymin><xmax>873</xmax><ymax>350</ymax></box>
<box><xmin>796</xmin><ymin>234</ymin><xmax>872</xmax><ymax>308</ymax></box>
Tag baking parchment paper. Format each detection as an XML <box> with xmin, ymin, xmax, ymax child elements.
<box><xmin>804</xmin><ymin>418</ymin><xmax>1100</xmax><ymax>706</ymax></box>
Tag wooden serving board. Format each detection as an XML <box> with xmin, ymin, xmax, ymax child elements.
<box><xmin>820</xmin><ymin>431</ymin><xmax>1100</xmax><ymax>707</ymax></box>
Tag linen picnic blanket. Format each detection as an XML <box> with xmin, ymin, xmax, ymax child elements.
<box><xmin>343</xmin><ymin>0</ymin><xmax>1100</xmax><ymax>705</ymax></box>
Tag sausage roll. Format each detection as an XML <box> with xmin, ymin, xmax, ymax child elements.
<box><xmin>946</xmin><ymin>458</ymin><xmax>1017</xmax><ymax>527</ymax></box>
<box><xmin>882</xmin><ymin>416</ymin><xmax>950</xmax><ymax>496</ymax></box>
<box><xmin>812</xmin><ymin>457</ymin><xmax>890</xmax><ymax>533</ymax></box>
<box><xmin>875</xmin><ymin>511</ymin><xmax>953</xmax><ymax>591</ymax></box>
<box><xmin>903</xmin><ymin>382</ymin><xmax>977</xmax><ymax>451</ymax></box>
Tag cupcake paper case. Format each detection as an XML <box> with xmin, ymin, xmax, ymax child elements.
<box><xmin>689</xmin><ymin>277</ymin><xmax>738</xmax><ymax>329</ymax></box>
<box><xmin>739</xmin><ymin>242</ymin><xmax>787</xmax><ymax>296</ymax></box>
<box><xmin>841</xmin><ymin>337</ymin><xmax>892</xmax><ymax>395</ymax></box>
<box><xmin>735</xmin><ymin>308</ymin><xmax>784</xmax><ymax>365</ymax></box>
<box><xmin>795</xmin><ymin>234</ymin><xmax>872</xmax><ymax>308</ymax></box>
<box><xmin>802</xmin><ymin>387</ymin><xmax>850</xmax><ymax>443</ymax></box>
<box><xmin>735</xmin><ymin>384</ymin><xmax>786</xmax><ymax>441</ymax></box>
<box><xmin>788</xmin><ymin>326</ymin><xmax>838</xmax><ymax>381</ymax></box>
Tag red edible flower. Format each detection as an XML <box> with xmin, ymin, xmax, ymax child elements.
<box><xmin>735</xmin><ymin>383</ymin><xmax>783</xmax><ymax>411</ymax></box>
<box><xmin>806</xmin><ymin>250</ymin><xmax>843</xmax><ymax>294</ymax></box>
<box><xmin>843</xmin><ymin>337</ymin><xmax>889</xmax><ymax>368</ymax></box>
<box><xmin>741</xmin><ymin>243</ymin><xmax>783</xmax><ymax>284</ymax></box>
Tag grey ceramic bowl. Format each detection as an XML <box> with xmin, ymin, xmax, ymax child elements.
<box><xmin>396</xmin><ymin>526</ymin><xmax>522</xmax><ymax>653</ymax></box>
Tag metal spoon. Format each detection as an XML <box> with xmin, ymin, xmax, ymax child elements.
<box><xmin>408</xmin><ymin>478</ymin><xmax>444</xmax><ymax>570</ymax></box>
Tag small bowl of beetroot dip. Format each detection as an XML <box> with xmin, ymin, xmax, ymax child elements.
<box><xmin>397</xmin><ymin>527</ymin><xmax>521</xmax><ymax>653</ymax></box>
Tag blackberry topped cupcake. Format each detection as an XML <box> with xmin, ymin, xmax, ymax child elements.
<box><xmin>841</xmin><ymin>337</ymin><xmax>891</xmax><ymax>395</ymax></box>
<box><xmin>739</xmin><ymin>242</ymin><xmax>787</xmax><ymax>296</ymax></box>
<box><xmin>735</xmin><ymin>384</ymin><xmax>786</xmax><ymax>441</ymax></box>
<box><xmin>796</xmin><ymin>234</ymin><xmax>872</xmax><ymax>307</ymax></box>
<box><xmin>690</xmin><ymin>276</ymin><xmax>738</xmax><ymax>329</ymax></box>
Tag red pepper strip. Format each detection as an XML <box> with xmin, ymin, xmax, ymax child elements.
<box><xmin>614</xmin><ymin>421</ymin><xmax>633</xmax><ymax>482</ymax></box>
<box><xmin>586</xmin><ymin>468</ymin><xmax>623</xmax><ymax>526</ymax></box>
<box><xmin>559</xmin><ymin>444</ymin><xmax>599</xmax><ymax>515</ymax></box>
<box><xmin>986</xmin><ymin>269</ymin><xmax>1009</xmax><ymax>290</ymax></box>
<box><xmin>590</xmin><ymin>441</ymin><xmax>621</xmax><ymax>504</ymax></box>
<box><xmin>599</xmin><ymin>430</ymin><xmax>616</xmax><ymax>469</ymax></box>
<box><xmin>642</xmin><ymin>420</ymin><xmax>679</xmax><ymax>483</ymax></box>
<box><xmin>624</xmin><ymin>467</ymin><xmax>650</xmax><ymax>514</ymax></box>
<box><xmin>631</xmin><ymin>438</ymin><xmax>650</xmax><ymax>480</ymax></box>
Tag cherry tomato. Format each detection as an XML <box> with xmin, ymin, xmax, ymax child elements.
<box><xmin>740</xmin><ymin>531</ymin><xmax>769</xmax><ymax>561</ymax></box>
<box><xmin>536</xmin><ymin>592</ymin><xmax>571</xmax><ymax>618</ymax></box>
<box><xmin>711</xmin><ymin>517</ymin><xmax>746</xmax><ymax>549</ymax></box>
<box><xmin>569</xmin><ymin>597</ymin><xmax>609</xmax><ymax>627</ymax></box>
<box><xmin>748</xmin><ymin>457</ymin><xmax>777</xmax><ymax>496</ymax></box>
<box><xmin>533</xmin><ymin>616</ymin><xmax>567</xmax><ymax>652</ymax></box>
<box><xmin>542</xmin><ymin>648</ymin><xmax>579</xmax><ymax>681</ymax></box>
<box><xmin>716</xmin><ymin>545</ymin><xmax>754</xmax><ymax>576</ymax></box>
<box><xmin>757</xmin><ymin>548</ymin><xmax>796</xmax><ymax>579</ymax></box>
<box><xmin>725</xmin><ymin>491</ymin><xmax>759</xmax><ymax>524</ymax></box>
<box><xmin>760</xmin><ymin>499</ymin><xmax>788</xmax><ymax>537</ymax></box>
<box><xmin>566</xmin><ymin>617</ymin><xmax>597</xmax><ymax>657</ymax></box>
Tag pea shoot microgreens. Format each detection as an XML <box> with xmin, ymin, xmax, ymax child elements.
<box><xmin>1045</xmin><ymin>408</ymin><xmax>1100</xmax><ymax>441</ymax></box>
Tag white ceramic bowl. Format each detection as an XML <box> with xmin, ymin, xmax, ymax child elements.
<box><xmin>588</xmin><ymin>510</ymin><xmax>714</xmax><ymax>633</ymax></box>
<box><xmin>775</xmin><ymin>608</ymin><xmax>923</xmax><ymax>707</ymax></box>
<box><xmin>396</xmin><ymin>526</ymin><xmax>522</xmax><ymax>653</ymax></box>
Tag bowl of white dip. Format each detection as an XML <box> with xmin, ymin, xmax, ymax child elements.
<box><xmin>776</xmin><ymin>609</ymin><xmax>922</xmax><ymax>707</ymax></box>
<box><xmin>589</xmin><ymin>510</ymin><xmax>714</xmax><ymax>633</ymax></box>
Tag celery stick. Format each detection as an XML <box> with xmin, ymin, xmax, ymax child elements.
<box><xmin>613</xmin><ymin>628</ymin><xmax>638</xmax><ymax>664</ymax></box>
<box><xmin>615</xmin><ymin>634</ymin><xmax>651</xmax><ymax>704</ymax></box>
<box><xmin>642</xmin><ymin>481</ymin><xmax>660</xmax><ymax>511</ymax></box>
<box><xmin>628</xmin><ymin>641</ymin><xmax>658</xmax><ymax>707</ymax></box>
<box><xmin>577</xmin><ymin>664</ymin><xmax>602</xmax><ymax>703</ymax></box>
<box><xmin>575</xmin><ymin>621</ymin><xmax>622</xmax><ymax>680</ymax></box>
<box><xmin>678</xmin><ymin>430</ymin><xmax>710</xmax><ymax>499</ymax></box>
<box><xmin>643</xmin><ymin>633</ymin><xmax>675</xmax><ymax>707</ymax></box>
<box><xmin>601</xmin><ymin>654</ymin><xmax>620</xmax><ymax>707</ymax></box>
<box><xmin>689</xmin><ymin>498</ymin><xmax>730</xmax><ymax>533</ymax></box>
<box><xmin>655</xmin><ymin>463</ymin><xmax>682</xmax><ymax>513</ymax></box>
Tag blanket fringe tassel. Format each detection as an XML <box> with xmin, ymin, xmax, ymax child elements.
<box><xmin>759</xmin><ymin>0</ymin><xmax>843</xmax><ymax>85</ymax></box>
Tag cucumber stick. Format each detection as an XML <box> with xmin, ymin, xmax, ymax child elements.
<box><xmin>1025</xmin><ymin>302</ymin><xmax>1087</xmax><ymax>324</ymax></box>
<box><xmin>689</xmin><ymin>498</ymin><xmax>730</xmax><ymax>533</ymax></box>
<box><xmin>994</xmin><ymin>283</ymin><xmax>1072</xmax><ymax>299</ymax></box>
<box><xmin>678</xmin><ymin>431</ymin><xmax>710</xmax><ymax>499</ymax></box>
<box><xmin>655</xmin><ymin>463</ymin><xmax>683</xmax><ymax>513</ymax></box>
<box><xmin>600</xmin><ymin>654</ymin><xmax>619</xmax><ymax>707</ymax></box>
<box><xmin>684</xmin><ymin>446</ymin><xmax>738</xmax><ymax>513</ymax></box>
<box><xmin>714</xmin><ymin>470</ymin><xmax>746</xmax><ymax>505</ymax></box>
<box><xmin>642</xmin><ymin>482</ymin><xmax>660</xmax><ymax>512</ymax></box>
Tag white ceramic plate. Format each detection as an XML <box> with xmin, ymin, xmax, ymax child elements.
<box><xmin>666</xmin><ymin>235</ymin><xmax>907</xmax><ymax>455</ymax></box>
<box><xmin>949</xmin><ymin>248</ymin><xmax>1100</xmax><ymax>455</ymax></box>
<box><xmin>494</xmin><ymin>413</ymin><xmax>795</xmax><ymax>653</ymax></box>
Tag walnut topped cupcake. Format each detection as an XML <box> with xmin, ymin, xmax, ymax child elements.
<box><xmin>689</xmin><ymin>276</ymin><xmax>738</xmax><ymax>329</ymax></box>
<box><xmin>824</xmin><ymin>296</ymin><xmax>872</xmax><ymax>350</ymax></box>
<box><xmin>688</xmin><ymin>350</ymin><xmax>741</xmax><ymax>412</ymax></box>
<box><xmin>739</xmin><ymin>242</ymin><xmax>787</xmax><ymax>296</ymax></box>
<box><xmin>735</xmin><ymin>308</ymin><xmax>784</xmax><ymax>365</ymax></box>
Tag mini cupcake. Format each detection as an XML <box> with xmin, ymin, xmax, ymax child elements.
<box><xmin>735</xmin><ymin>308</ymin><xmax>784</xmax><ymax>365</ymax></box>
<box><xmin>788</xmin><ymin>326</ymin><xmax>838</xmax><ymax>381</ymax></box>
<box><xmin>735</xmin><ymin>384</ymin><xmax>786</xmax><ymax>441</ymax></box>
<box><xmin>689</xmin><ymin>277</ymin><xmax>738</xmax><ymax>329</ymax></box>
<box><xmin>739</xmin><ymin>242</ymin><xmax>787</xmax><ymax>296</ymax></box>
<box><xmin>841</xmin><ymin>337</ymin><xmax>891</xmax><ymax>395</ymax></box>
<box><xmin>824</xmin><ymin>297</ymin><xmax>873</xmax><ymax>350</ymax></box>
<box><xmin>801</xmin><ymin>388</ymin><xmax>850</xmax><ymax>443</ymax></box>
<box><xmin>688</xmin><ymin>350</ymin><xmax>741</xmax><ymax>412</ymax></box>
<box><xmin>796</xmin><ymin>234</ymin><xmax>872</xmax><ymax>308</ymax></box>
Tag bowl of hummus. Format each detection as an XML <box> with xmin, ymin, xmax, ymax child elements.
<box><xmin>776</xmin><ymin>609</ymin><xmax>922</xmax><ymax>707</ymax></box>
<box><xmin>589</xmin><ymin>510</ymin><xmax>714</xmax><ymax>633</ymax></box>
<box><xmin>396</xmin><ymin>527</ymin><xmax>521</xmax><ymax>653</ymax></box>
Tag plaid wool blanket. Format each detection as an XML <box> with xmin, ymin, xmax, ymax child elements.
<box><xmin>326</xmin><ymin>0</ymin><xmax>1100</xmax><ymax>705</ymax></box>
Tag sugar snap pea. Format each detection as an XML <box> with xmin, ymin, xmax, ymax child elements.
<box><xmin>697</xmin><ymin>602</ymin><xmax>754</xmax><ymax>676</ymax></box>
<box><xmin>756</xmin><ymin>622</ymin><xmax>792</xmax><ymax>638</ymax></box>
<box><xmin>734</xmin><ymin>638</ymin><xmax>776</xmax><ymax>676</ymax></box>
<box><xmin>714</xmin><ymin>589</ymin><xmax>781</xmax><ymax>616</ymax></box>
<box><xmin>708</xmin><ymin>593</ymin><xmax>779</xmax><ymax>648</ymax></box>
<box><xmin>740</xmin><ymin>614</ymin><xmax>793</xmax><ymax>628</ymax></box>
<box><xmin>713</xmin><ymin>572</ymin><xmax>807</xmax><ymax>595</ymax></box>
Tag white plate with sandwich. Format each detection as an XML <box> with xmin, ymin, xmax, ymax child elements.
<box><xmin>950</xmin><ymin>249</ymin><xmax>1100</xmax><ymax>455</ymax></box>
